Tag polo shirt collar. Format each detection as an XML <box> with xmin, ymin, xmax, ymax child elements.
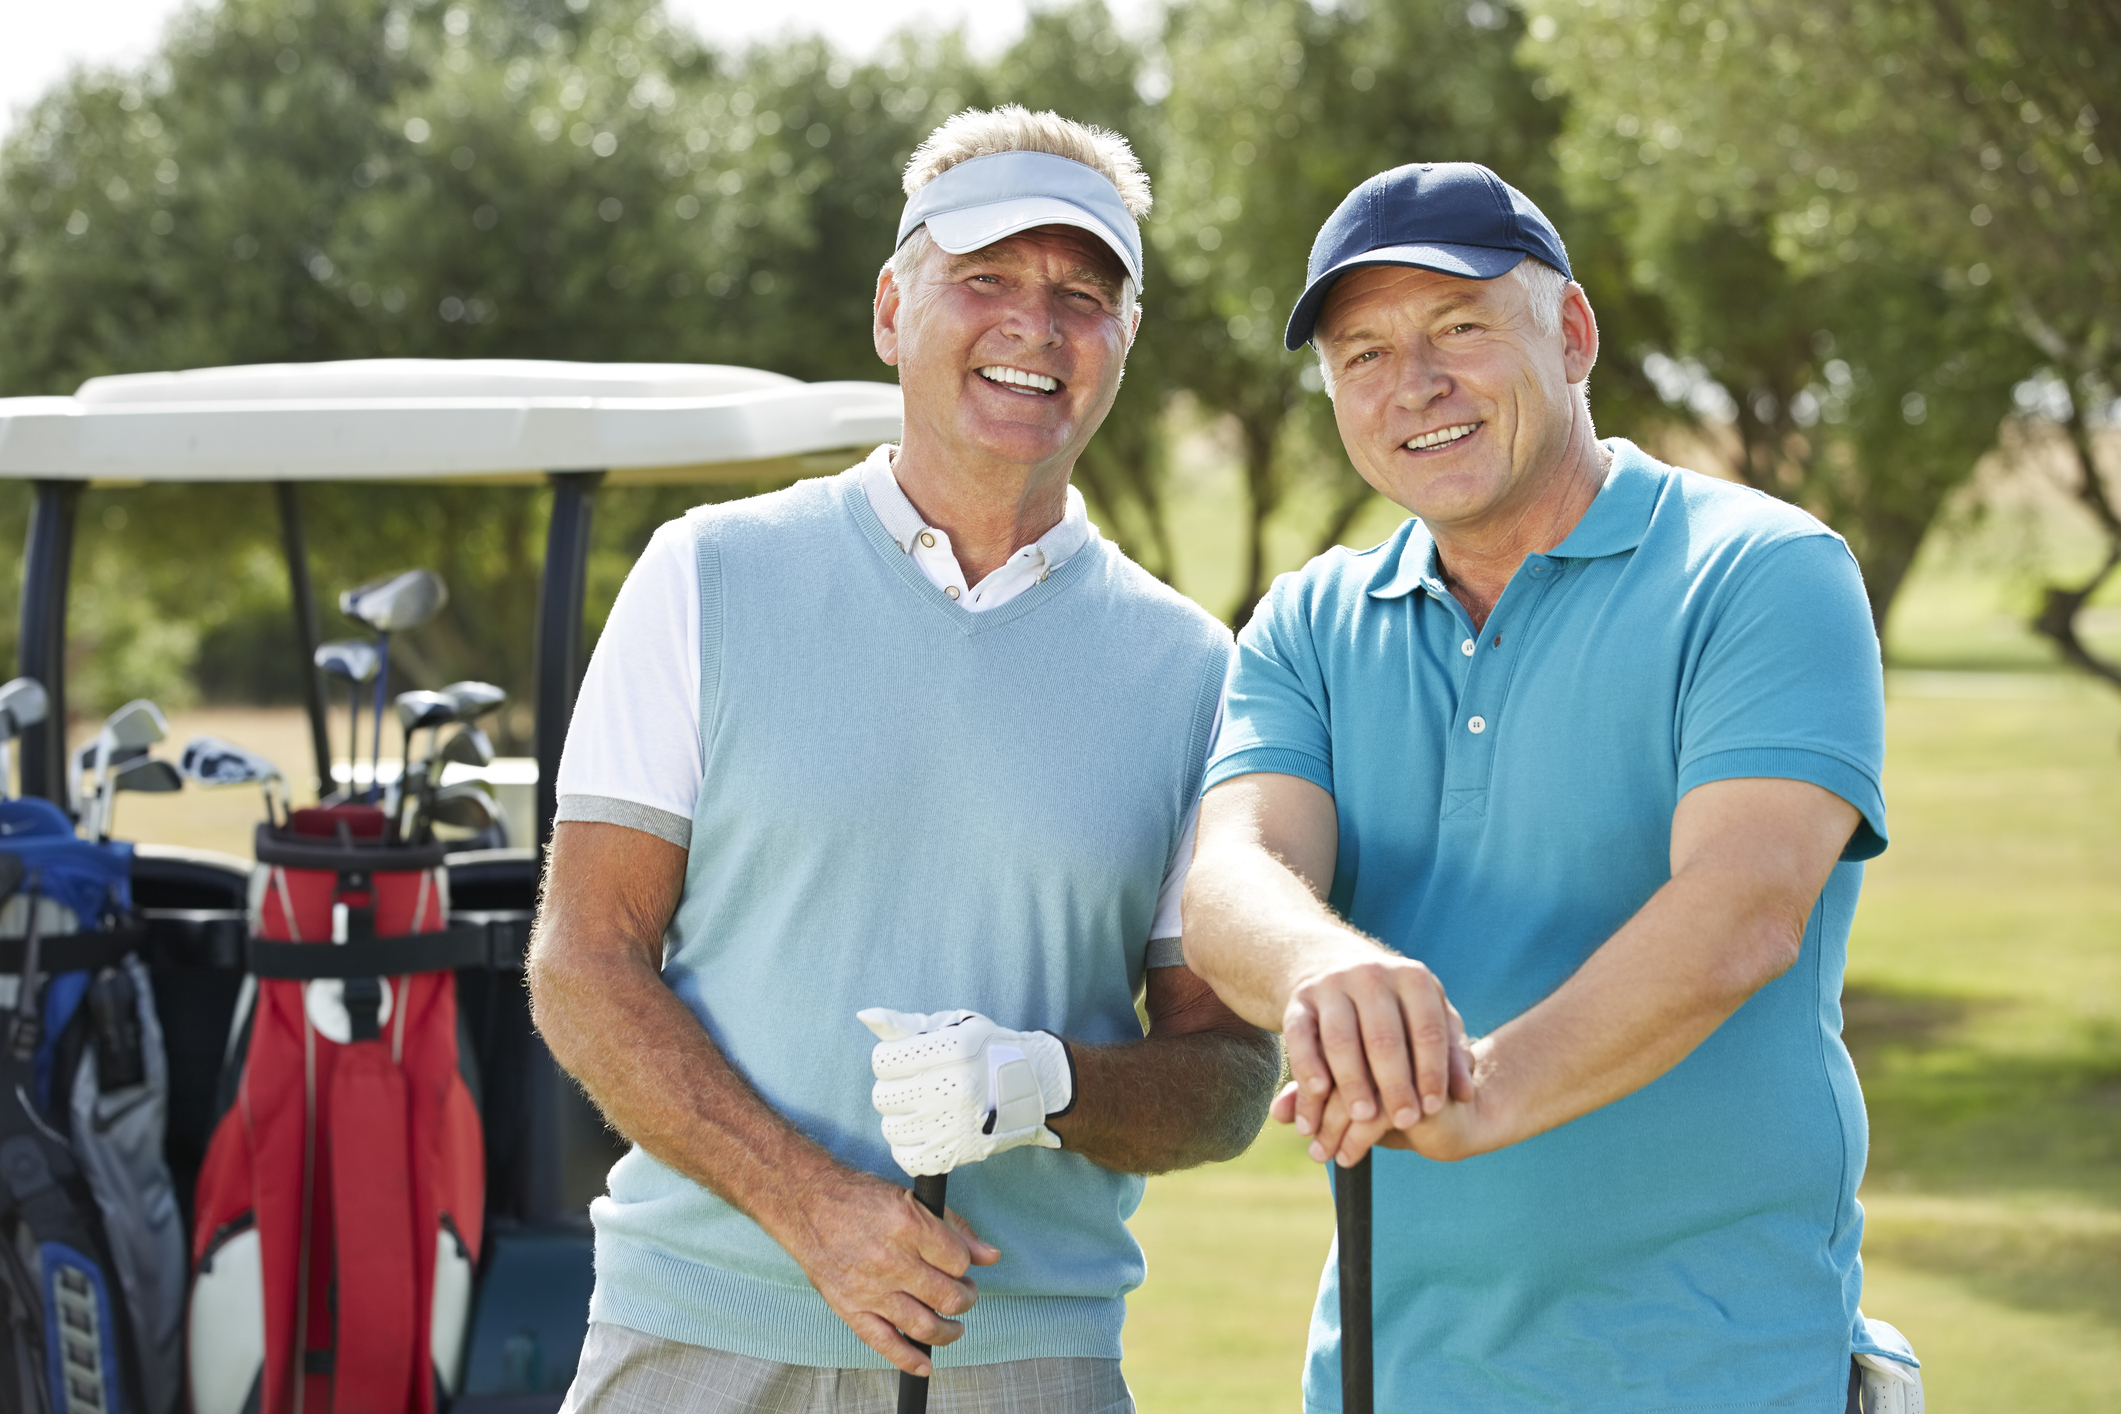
<box><xmin>859</xmin><ymin>444</ymin><xmax>1091</xmax><ymax>569</ymax></box>
<box><xmin>1366</xmin><ymin>438</ymin><xmax>1664</xmax><ymax>601</ymax></box>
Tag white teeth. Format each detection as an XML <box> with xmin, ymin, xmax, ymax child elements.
<box><xmin>979</xmin><ymin>365</ymin><xmax>1059</xmax><ymax>393</ymax></box>
<box><xmin>1405</xmin><ymin>422</ymin><xmax>1479</xmax><ymax>451</ymax></box>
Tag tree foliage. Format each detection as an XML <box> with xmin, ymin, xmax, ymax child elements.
<box><xmin>1524</xmin><ymin>0</ymin><xmax>2119</xmax><ymax>634</ymax></box>
<box><xmin>1</xmin><ymin>0</ymin><xmax>2107</xmax><ymax>720</ymax></box>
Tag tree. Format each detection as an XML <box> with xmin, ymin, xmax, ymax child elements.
<box><xmin>0</xmin><ymin>0</ymin><xmax>974</xmax><ymax>726</ymax></box>
<box><xmin>1523</xmin><ymin>0</ymin><xmax>2117</xmax><ymax>640</ymax></box>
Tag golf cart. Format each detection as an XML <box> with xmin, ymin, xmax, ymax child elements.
<box><xmin>0</xmin><ymin>360</ymin><xmax>900</xmax><ymax>1409</ymax></box>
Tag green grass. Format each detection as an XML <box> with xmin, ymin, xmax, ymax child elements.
<box><xmin>1117</xmin><ymin>485</ymin><xmax>2121</xmax><ymax>1407</ymax></box>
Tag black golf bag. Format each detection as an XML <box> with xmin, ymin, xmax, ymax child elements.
<box><xmin>1</xmin><ymin>796</ymin><xmax>186</xmax><ymax>1414</ymax></box>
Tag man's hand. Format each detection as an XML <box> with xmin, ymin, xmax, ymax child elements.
<box><xmin>530</xmin><ymin>823</ymin><xmax>1001</xmax><ymax>1376</ymax></box>
<box><xmin>860</xmin><ymin>1008</ymin><xmax>1073</xmax><ymax>1175</ymax></box>
<box><xmin>1281</xmin><ymin>956</ymin><xmax>1474</xmax><ymax>1165</ymax></box>
<box><xmin>768</xmin><ymin>1165</ymin><xmax>1001</xmax><ymax>1377</ymax></box>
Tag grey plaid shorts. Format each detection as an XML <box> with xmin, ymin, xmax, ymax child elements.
<box><xmin>560</xmin><ymin>1321</ymin><xmax>1135</xmax><ymax>1414</ymax></box>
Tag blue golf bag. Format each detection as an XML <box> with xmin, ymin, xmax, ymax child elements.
<box><xmin>0</xmin><ymin>796</ymin><xmax>186</xmax><ymax>1414</ymax></box>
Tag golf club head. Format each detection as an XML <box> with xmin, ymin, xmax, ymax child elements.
<box><xmin>0</xmin><ymin>678</ymin><xmax>49</xmax><ymax>741</ymax></box>
<box><xmin>439</xmin><ymin>681</ymin><xmax>507</xmax><ymax>720</ymax></box>
<box><xmin>102</xmin><ymin>699</ymin><xmax>170</xmax><ymax>753</ymax></box>
<box><xmin>340</xmin><ymin>569</ymin><xmax>448</xmax><ymax>634</ymax></box>
<box><xmin>428</xmin><ymin>782</ymin><xmax>499</xmax><ymax>833</ymax></box>
<box><xmin>180</xmin><ymin>736</ymin><xmax>284</xmax><ymax>788</ymax></box>
<box><xmin>314</xmin><ymin>639</ymin><xmax>380</xmax><ymax>683</ymax></box>
<box><xmin>112</xmin><ymin>758</ymin><xmax>183</xmax><ymax>794</ymax></box>
<box><xmin>437</xmin><ymin>725</ymin><xmax>496</xmax><ymax>769</ymax></box>
<box><xmin>394</xmin><ymin>690</ymin><xmax>460</xmax><ymax>735</ymax></box>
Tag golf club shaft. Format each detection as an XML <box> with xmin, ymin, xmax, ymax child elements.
<box><xmin>1337</xmin><ymin>1153</ymin><xmax>1373</xmax><ymax>1414</ymax></box>
<box><xmin>370</xmin><ymin>631</ymin><xmax>390</xmax><ymax>802</ymax></box>
<box><xmin>896</xmin><ymin>1172</ymin><xmax>950</xmax><ymax>1414</ymax></box>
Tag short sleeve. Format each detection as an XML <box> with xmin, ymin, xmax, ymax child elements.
<box><xmin>1205</xmin><ymin>572</ymin><xmax>1336</xmax><ymax>796</ymax></box>
<box><xmin>554</xmin><ymin>517</ymin><xmax>703</xmax><ymax>845</ymax></box>
<box><xmin>1676</xmin><ymin>533</ymin><xmax>1888</xmax><ymax>860</ymax></box>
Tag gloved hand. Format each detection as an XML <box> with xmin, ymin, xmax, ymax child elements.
<box><xmin>858</xmin><ymin>1008</ymin><xmax>1075</xmax><ymax>1177</ymax></box>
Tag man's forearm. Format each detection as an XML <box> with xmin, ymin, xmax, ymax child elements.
<box><xmin>1181</xmin><ymin>795</ymin><xmax>1378</xmax><ymax>1028</ymax></box>
<box><xmin>528</xmin><ymin>936</ymin><xmax>851</xmax><ymax>1245</ymax></box>
<box><xmin>1045</xmin><ymin>968</ymin><xmax>1281</xmax><ymax>1174</ymax></box>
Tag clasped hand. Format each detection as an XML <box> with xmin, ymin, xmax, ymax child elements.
<box><xmin>1278</xmin><ymin>952</ymin><xmax>1481</xmax><ymax>1166</ymax></box>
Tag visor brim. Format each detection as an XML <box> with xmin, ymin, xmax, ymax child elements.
<box><xmin>919</xmin><ymin>198</ymin><xmax>1142</xmax><ymax>286</ymax></box>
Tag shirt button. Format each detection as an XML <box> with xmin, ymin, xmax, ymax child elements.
<box><xmin>919</xmin><ymin>531</ymin><xmax>936</xmax><ymax>548</ymax></box>
<box><xmin>944</xmin><ymin>585</ymin><xmax>960</xmax><ymax>600</ymax></box>
<box><xmin>1467</xmin><ymin>716</ymin><xmax>1487</xmax><ymax>735</ymax></box>
<box><xmin>1460</xmin><ymin>638</ymin><xmax>1475</xmax><ymax>657</ymax></box>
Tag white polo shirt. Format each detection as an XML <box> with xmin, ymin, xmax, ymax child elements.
<box><xmin>557</xmin><ymin>447</ymin><xmax>1207</xmax><ymax>950</ymax></box>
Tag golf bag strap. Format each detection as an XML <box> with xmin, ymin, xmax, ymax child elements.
<box><xmin>245</xmin><ymin>925</ymin><xmax>496</xmax><ymax>979</ymax></box>
<box><xmin>0</xmin><ymin>929</ymin><xmax>145</xmax><ymax>976</ymax></box>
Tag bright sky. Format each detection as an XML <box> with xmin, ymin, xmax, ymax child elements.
<box><xmin>3</xmin><ymin>0</ymin><xmax>1163</xmax><ymax>132</ymax></box>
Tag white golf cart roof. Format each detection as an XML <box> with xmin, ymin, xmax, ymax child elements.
<box><xmin>0</xmin><ymin>359</ymin><xmax>902</xmax><ymax>483</ymax></box>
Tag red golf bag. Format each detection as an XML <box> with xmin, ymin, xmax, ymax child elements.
<box><xmin>187</xmin><ymin>806</ymin><xmax>491</xmax><ymax>1414</ymax></box>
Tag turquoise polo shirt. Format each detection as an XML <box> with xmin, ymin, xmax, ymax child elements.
<box><xmin>1207</xmin><ymin>440</ymin><xmax>1888</xmax><ymax>1412</ymax></box>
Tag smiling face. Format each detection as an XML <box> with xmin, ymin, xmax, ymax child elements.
<box><xmin>1314</xmin><ymin>262</ymin><xmax>1598</xmax><ymax>541</ymax></box>
<box><xmin>874</xmin><ymin>224</ymin><xmax>1138</xmax><ymax>478</ymax></box>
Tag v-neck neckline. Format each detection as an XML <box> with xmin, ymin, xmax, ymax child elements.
<box><xmin>840</xmin><ymin>472</ymin><xmax>1096</xmax><ymax>635</ymax></box>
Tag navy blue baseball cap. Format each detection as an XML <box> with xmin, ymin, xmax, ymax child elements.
<box><xmin>1283</xmin><ymin>162</ymin><xmax>1572</xmax><ymax>350</ymax></box>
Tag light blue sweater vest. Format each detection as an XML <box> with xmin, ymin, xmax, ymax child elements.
<box><xmin>587</xmin><ymin>467</ymin><xmax>1231</xmax><ymax>1367</ymax></box>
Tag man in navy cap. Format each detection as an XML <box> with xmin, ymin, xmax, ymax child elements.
<box><xmin>1182</xmin><ymin>163</ymin><xmax>1923</xmax><ymax>1410</ymax></box>
<box><xmin>534</xmin><ymin>107</ymin><xmax>1277</xmax><ymax>1412</ymax></box>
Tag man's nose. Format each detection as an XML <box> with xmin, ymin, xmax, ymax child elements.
<box><xmin>1390</xmin><ymin>345</ymin><xmax>1451</xmax><ymax>409</ymax></box>
<box><xmin>994</xmin><ymin>287</ymin><xmax>1066</xmax><ymax>347</ymax></box>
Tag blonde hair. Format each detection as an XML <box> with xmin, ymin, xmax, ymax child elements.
<box><xmin>889</xmin><ymin>105</ymin><xmax>1150</xmax><ymax>310</ymax></box>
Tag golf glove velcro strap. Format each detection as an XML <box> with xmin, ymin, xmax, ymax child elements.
<box><xmin>858</xmin><ymin>1008</ymin><xmax>1073</xmax><ymax>1177</ymax></box>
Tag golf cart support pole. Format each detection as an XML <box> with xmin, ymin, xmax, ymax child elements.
<box><xmin>274</xmin><ymin>481</ymin><xmax>335</xmax><ymax>799</ymax></box>
<box><xmin>534</xmin><ymin>470</ymin><xmax>604</xmax><ymax>853</ymax></box>
<box><xmin>897</xmin><ymin>1172</ymin><xmax>949</xmax><ymax>1414</ymax></box>
<box><xmin>523</xmin><ymin>468</ymin><xmax>604</xmax><ymax>1222</ymax></box>
<box><xmin>17</xmin><ymin>480</ymin><xmax>83</xmax><ymax>804</ymax></box>
<box><xmin>1337</xmin><ymin>1153</ymin><xmax>1374</xmax><ymax>1414</ymax></box>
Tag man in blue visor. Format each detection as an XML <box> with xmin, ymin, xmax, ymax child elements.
<box><xmin>534</xmin><ymin>108</ymin><xmax>1277</xmax><ymax>1413</ymax></box>
<box><xmin>1182</xmin><ymin>163</ymin><xmax>1921</xmax><ymax>1411</ymax></box>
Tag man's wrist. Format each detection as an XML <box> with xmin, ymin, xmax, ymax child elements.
<box><xmin>1034</xmin><ymin>1030</ymin><xmax>1077</xmax><ymax>1119</ymax></box>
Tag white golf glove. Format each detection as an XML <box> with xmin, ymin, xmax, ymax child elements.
<box><xmin>858</xmin><ymin>1008</ymin><xmax>1075</xmax><ymax>1178</ymax></box>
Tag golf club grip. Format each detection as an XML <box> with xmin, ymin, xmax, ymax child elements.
<box><xmin>896</xmin><ymin>1172</ymin><xmax>950</xmax><ymax>1414</ymax></box>
<box><xmin>1337</xmin><ymin>1153</ymin><xmax>1374</xmax><ymax>1414</ymax></box>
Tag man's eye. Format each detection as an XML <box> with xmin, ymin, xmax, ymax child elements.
<box><xmin>1350</xmin><ymin>351</ymin><xmax>1380</xmax><ymax>366</ymax></box>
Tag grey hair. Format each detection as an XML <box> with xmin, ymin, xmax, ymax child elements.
<box><xmin>886</xmin><ymin>105</ymin><xmax>1148</xmax><ymax>316</ymax></box>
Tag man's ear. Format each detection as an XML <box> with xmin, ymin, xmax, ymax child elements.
<box><xmin>874</xmin><ymin>264</ymin><xmax>904</xmax><ymax>367</ymax></box>
<box><xmin>1125</xmin><ymin>304</ymin><xmax>1142</xmax><ymax>348</ymax></box>
<box><xmin>1560</xmin><ymin>282</ymin><xmax>1598</xmax><ymax>385</ymax></box>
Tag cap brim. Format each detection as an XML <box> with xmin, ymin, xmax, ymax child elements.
<box><xmin>1283</xmin><ymin>243</ymin><xmax>1527</xmax><ymax>350</ymax></box>
<box><xmin>923</xmin><ymin>197</ymin><xmax>1142</xmax><ymax>285</ymax></box>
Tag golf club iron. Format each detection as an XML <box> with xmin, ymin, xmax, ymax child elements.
<box><xmin>437</xmin><ymin>724</ymin><xmax>496</xmax><ymax>770</ymax></box>
<box><xmin>340</xmin><ymin>569</ymin><xmax>448</xmax><ymax>801</ymax></box>
<box><xmin>180</xmin><ymin>735</ymin><xmax>290</xmax><ymax>827</ymax></box>
<box><xmin>106</xmin><ymin>757</ymin><xmax>182</xmax><ymax>839</ymax></box>
<box><xmin>1337</xmin><ymin>1154</ymin><xmax>1373</xmax><ymax>1414</ymax></box>
<box><xmin>403</xmin><ymin>683</ymin><xmax>505</xmax><ymax>841</ymax></box>
<box><xmin>75</xmin><ymin>699</ymin><xmax>170</xmax><ymax>842</ymax></box>
<box><xmin>896</xmin><ymin>1172</ymin><xmax>950</xmax><ymax>1414</ymax></box>
<box><xmin>389</xmin><ymin>691</ymin><xmax>461</xmax><ymax>837</ymax></box>
<box><xmin>0</xmin><ymin>676</ymin><xmax>50</xmax><ymax>798</ymax></box>
<box><xmin>425</xmin><ymin>781</ymin><xmax>500</xmax><ymax>835</ymax></box>
<box><xmin>315</xmin><ymin>639</ymin><xmax>379</xmax><ymax>799</ymax></box>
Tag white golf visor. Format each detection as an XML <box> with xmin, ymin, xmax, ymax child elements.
<box><xmin>894</xmin><ymin>149</ymin><xmax>1143</xmax><ymax>286</ymax></box>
